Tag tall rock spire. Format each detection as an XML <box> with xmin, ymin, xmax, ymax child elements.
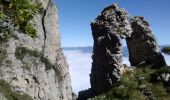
<box><xmin>90</xmin><ymin>4</ymin><xmax>132</xmax><ymax>95</ymax></box>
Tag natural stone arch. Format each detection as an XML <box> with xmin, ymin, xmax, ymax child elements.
<box><xmin>78</xmin><ymin>4</ymin><xmax>167</xmax><ymax>100</ymax></box>
<box><xmin>89</xmin><ymin>4</ymin><xmax>132</xmax><ymax>96</ymax></box>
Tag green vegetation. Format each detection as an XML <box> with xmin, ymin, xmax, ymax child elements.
<box><xmin>0</xmin><ymin>79</ymin><xmax>33</xmax><ymax>100</ymax></box>
<box><xmin>15</xmin><ymin>47</ymin><xmax>59</xmax><ymax>74</ymax></box>
<box><xmin>162</xmin><ymin>47</ymin><xmax>170</xmax><ymax>55</ymax></box>
<box><xmin>93</xmin><ymin>66</ymin><xmax>170</xmax><ymax>100</ymax></box>
<box><xmin>0</xmin><ymin>0</ymin><xmax>42</xmax><ymax>39</ymax></box>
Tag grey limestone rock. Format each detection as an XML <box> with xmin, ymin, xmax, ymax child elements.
<box><xmin>126</xmin><ymin>16</ymin><xmax>166</xmax><ymax>67</ymax></box>
<box><xmin>0</xmin><ymin>0</ymin><xmax>72</xmax><ymax>100</ymax></box>
<box><xmin>90</xmin><ymin>4</ymin><xmax>132</xmax><ymax>95</ymax></box>
<box><xmin>0</xmin><ymin>93</ymin><xmax>7</xmax><ymax>100</ymax></box>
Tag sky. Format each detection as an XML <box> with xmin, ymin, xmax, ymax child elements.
<box><xmin>55</xmin><ymin>0</ymin><xmax>170</xmax><ymax>47</ymax></box>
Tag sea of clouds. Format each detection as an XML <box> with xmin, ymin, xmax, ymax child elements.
<box><xmin>64</xmin><ymin>49</ymin><xmax>170</xmax><ymax>94</ymax></box>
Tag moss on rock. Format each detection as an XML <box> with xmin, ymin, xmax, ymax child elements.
<box><xmin>15</xmin><ymin>47</ymin><xmax>59</xmax><ymax>75</ymax></box>
<box><xmin>0</xmin><ymin>79</ymin><xmax>33</xmax><ymax>100</ymax></box>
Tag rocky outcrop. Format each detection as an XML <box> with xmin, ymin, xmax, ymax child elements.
<box><xmin>90</xmin><ymin>4</ymin><xmax>132</xmax><ymax>95</ymax></box>
<box><xmin>126</xmin><ymin>16</ymin><xmax>166</xmax><ymax>67</ymax></box>
<box><xmin>78</xmin><ymin>3</ymin><xmax>166</xmax><ymax>100</ymax></box>
<box><xmin>78</xmin><ymin>4</ymin><xmax>132</xmax><ymax>99</ymax></box>
<box><xmin>0</xmin><ymin>0</ymin><xmax>72</xmax><ymax>100</ymax></box>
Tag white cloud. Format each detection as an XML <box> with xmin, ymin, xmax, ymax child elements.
<box><xmin>64</xmin><ymin>50</ymin><xmax>92</xmax><ymax>94</ymax></box>
<box><xmin>64</xmin><ymin>50</ymin><xmax>130</xmax><ymax>94</ymax></box>
<box><xmin>64</xmin><ymin>50</ymin><xmax>170</xmax><ymax>94</ymax></box>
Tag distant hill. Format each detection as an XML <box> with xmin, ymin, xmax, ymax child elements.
<box><xmin>63</xmin><ymin>44</ymin><xmax>170</xmax><ymax>57</ymax></box>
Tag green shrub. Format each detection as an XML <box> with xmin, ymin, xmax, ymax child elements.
<box><xmin>0</xmin><ymin>79</ymin><xmax>33</xmax><ymax>100</ymax></box>
<box><xmin>15</xmin><ymin>46</ymin><xmax>28</xmax><ymax>60</ymax></box>
<box><xmin>0</xmin><ymin>11</ymin><xmax>5</xmax><ymax>20</ymax></box>
<box><xmin>93</xmin><ymin>66</ymin><xmax>170</xmax><ymax>100</ymax></box>
<box><xmin>0</xmin><ymin>0</ymin><xmax>43</xmax><ymax>39</ymax></box>
<box><xmin>24</xmin><ymin>22</ymin><xmax>37</xmax><ymax>38</ymax></box>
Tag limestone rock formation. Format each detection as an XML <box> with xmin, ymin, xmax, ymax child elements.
<box><xmin>0</xmin><ymin>0</ymin><xmax>72</xmax><ymax>100</ymax></box>
<box><xmin>78</xmin><ymin>4</ymin><xmax>132</xmax><ymax>99</ymax></box>
<box><xmin>90</xmin><ymin>4</ymin><xmax>132</xmax><ymax>95</ymax></box>
<box><xmin>78</xmin><ymin>3</ymin><xmax>166</xmax><ymax>100</ymax></box>
<box><xmin>126</xmin><ymin>16</ymin><xmax>166</xmax><ymax>67</ymax></box>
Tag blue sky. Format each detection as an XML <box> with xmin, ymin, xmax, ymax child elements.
<box><xmin>55</xmin><ymin>0</ymin><xmax>170</xmax><ymax>47</ymax></box>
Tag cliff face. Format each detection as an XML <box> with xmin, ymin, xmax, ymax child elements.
<box><xmin>0</xmin><ymin>0</ymin><xmax>72</xmax><ymax>100</ymax></box>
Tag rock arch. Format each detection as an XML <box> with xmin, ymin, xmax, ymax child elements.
<box><xmin>90</xmin><ymin>4</ymin><xmax>132</xmax><ymax>95</ymax></box>
<box><xmin>78</xmin><ymin>4</ymin><xmax>166</xmax><ymax>99</ymax></box>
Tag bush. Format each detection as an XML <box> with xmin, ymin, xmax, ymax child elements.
<box><xmin>0</xmin><ymin>0</ymin><xmax>43</xmax><ymax>39</ymax></box>
<box><xmin>93</xmin><ymin>67</ymin><xmax>170</xmax><ymax>100</ymax></box>
<box><xmin>24</xmin><ymin>22</ymin><xmax>37</xmax><ymax>38</ymax></box>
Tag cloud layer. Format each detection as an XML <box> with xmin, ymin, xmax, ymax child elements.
<box><xmin>64</xmin><ymin>50</ymin><xmax>92</xmax><ymax>94</ymax></box>
<box><xmin>64</xmin><ymin>50</ymin><xmax>170</xmax><ymax>94</ymax></box>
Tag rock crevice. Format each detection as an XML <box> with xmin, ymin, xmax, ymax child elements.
<box><xmin>41</xmin><ymin>9</ymin><xmax>47</xmax><ymax>52</ymax></box>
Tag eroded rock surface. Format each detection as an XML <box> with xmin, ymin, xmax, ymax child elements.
<box><xmin>126</xmin><ymin>16</ymin><xmax>166</xmax><ymax>67</ymax></box>
<box><xmin>90</xmin><ymin>4</ymin><xmax>132</xmax><ymax>95</ymax></box>
<box><xmin>78</xmin><ymin>4</ymin><xmax>132</xmax><ymax>99</ymax></box>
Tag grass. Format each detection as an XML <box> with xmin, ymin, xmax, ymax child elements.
<box><xmin>0</xmin><ymin>79</ymin><xmax>33</xmax><ymax>100</ymax></box>
<box><xmin>93</xmin><ymin>66</ymin><xmax>170</xmax><ymax>100</ymax></box>
<box><xmin>15</xmin><ymin>47</ymin><xmax>59</xmax><ymax>75</ymax></box>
